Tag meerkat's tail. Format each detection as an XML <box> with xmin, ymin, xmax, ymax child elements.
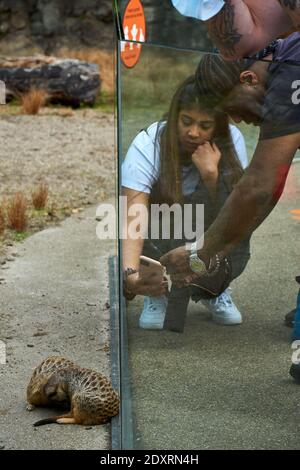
<box><xmin>33</xmin><ymin>413</ymin><xmax>76</xmax><ymax>426</ymax></box>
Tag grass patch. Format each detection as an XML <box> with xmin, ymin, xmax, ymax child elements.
<box><xmin>31</xmin><ymin>183</ymin><xmax>49</xmax><ymax>210</ymax></box>
<box><xmin>0</xmin><ymin>102</ymin><xmax>22</xmax><ymax>115</ymax></box>
<box><xmin>21</xmin><ymin>88</ymin><xmax>48</xmax><ymax>115</ymax></box>
<box><xmin>60</xmin><ymin>208</ymin><xmax>72</xmax><ymax>216</ymax></box>
<box><xmin>6</xmin><ymin>192</ymin><xmax>28</xmax><ymax>232</ymax></box>
<box><xmin>31</xmin><ymin>208</ymin><xmax>49</xmax><ymax>218</ymax></box>
<box><xmin>91</xmin><ymin>91</ymin><xmax>114</xmax><ymax>113</ymax></box>
<box><xmin>0</xmin><ymin>205</ymin><xmax>5</xmax><ymax>235</ymax></box>
<box><xmin>11</xmin><ymin>231</ymin><xmax>29</xmax><ymax>242</ymax></box>
<box><xmin>95</xmin><ymin>101</ymin><xmax>114</xmax><ymax>114</ymax></box>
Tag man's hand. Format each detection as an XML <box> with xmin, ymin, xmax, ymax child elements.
<box><xmin>160</xmin><ymin>246</ymin><xmax>211</xmax><ymax>287</ymax></box>
<box><xmin>160</xmin><ymin>246</ymin><xmax>190</xmax><ymax>275</ymax></box>
<box><xmin>170</xmin><ymin>271</ymin><xmax>201</xmax><ymax>288</ymax></box>
<box><xmin>160</xmin><ymin>246</ymin><xmax>198</xmax><ymax>287</ymax></box>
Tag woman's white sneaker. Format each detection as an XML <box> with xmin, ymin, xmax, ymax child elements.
<box><xmin>139</xmin><ymin>296</ymin><xmax>168</xmax><ymax>330</ymax></box>
<box><xmin>201</xmin><ymin>289</ymin><xmax>242</xmax><ymax>325</ymax></box>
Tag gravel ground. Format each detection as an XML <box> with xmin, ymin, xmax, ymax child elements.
<box><xmin>0</xmin><ymin>108</ymin><xmax>115</xmax><ymax>202</ymax></box>
<box><xmin>0</xmin><ymin>107</ymin><xmax>116</xmax><ymax>260</ymax></box>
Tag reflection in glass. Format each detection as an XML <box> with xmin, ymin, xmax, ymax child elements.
<box><xmin>118</xmin><ymin>23</ymin><xmax>300</xmax><ymax>448</ymax></box>
<box><xmin>116</xmin><ymin>0</ymin><xmax>213</xmax><ymax>52</ymax></box>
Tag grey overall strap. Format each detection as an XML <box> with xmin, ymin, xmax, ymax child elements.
<box><xmin>163</xmin><ymin>284</ymin><xmax>190</xmax><ymax>333</ymax></box>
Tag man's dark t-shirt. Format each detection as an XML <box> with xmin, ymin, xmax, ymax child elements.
<box><xmin>260</xmin><ymin>33</ymin><xmax>300</xmax><ymax>140</ymax></box>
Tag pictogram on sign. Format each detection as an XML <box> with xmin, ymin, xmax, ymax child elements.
<box><xmin>121</xmin><ymin>0</ymin><xmax>146</xmax><ymax>68</ymax></box>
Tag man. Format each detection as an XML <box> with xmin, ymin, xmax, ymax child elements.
<box><xmin>171</xmin><ymin>0</ymin><xmax>298</xmax><ymax>59</ymax></box>
<box><xmin>160</xmin><ymin>33</ymin><xmax>300</xmax><ymax>289</ymax></box>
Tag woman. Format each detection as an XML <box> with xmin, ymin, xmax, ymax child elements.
<box><xmin>122</xmin><ymin>76</ymin><xmax>250</xmax><ymax>330</ymax></box>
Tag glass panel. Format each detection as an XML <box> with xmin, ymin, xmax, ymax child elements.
<box><xmin>115</xmin><ymin>0</ymin><xmax>213</xmax><ymax>52</ymax></box>
<box><xmin>119</xmin><ymin>30</ymin><xmax>300</xmax><ymax>449</ymax></box>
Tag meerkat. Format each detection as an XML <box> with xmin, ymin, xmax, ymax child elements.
<box><xmin>26</xmin><ymin>356</ymin><xmax>119</xmax><ymax>426</ymax></box>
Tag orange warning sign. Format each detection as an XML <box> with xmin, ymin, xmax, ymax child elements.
<box><xmin>121</xmin><ymin>0</ymin><xmax>146</xmax><ymax>68</ymax></box>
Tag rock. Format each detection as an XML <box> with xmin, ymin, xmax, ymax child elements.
<box><xmin>10</xmin><ymin>11</ymin><xmax>28</xmax><ymax>30</ymax></box>
<box><xmin>75</xmin><ymin>19</ymin><xmax>104</xmax><ymax>47</ymax></box>
<box><xmin>0</xmin><ymin>1</ymin><xmax>10</xmax><ymax>13</ymax></box>
<box><xmin>0</xmin><ymin>20</ymin><xmax>9</xmax><ymax>35</ymax></box>
<box><xmin>0</xmin><ymin>55</ymin><xmax>101</xmax><ymax>107</ymax></box>
<box><xmin>95</xmin><ymin>5</ymin><xmax>112</xmax><ymax>22</ymax></box>
<box><xmin>30</xmin><ymin>20</ymin><xmax>44</xmax><ymax>36</ymax></box>
<box><xmin>41</xmin><ymin>2</ymin><xmax>61</xmax><ymax>36</ymax></box>
<box><xmin>73</xmin><ymin>0</ymin><xmax>98</xmax><ymax>17</ymax></box>
<box><xmin>9</xmin><ymin>0</ymin><xmax>26</xmax><ymax>12</ymax></box>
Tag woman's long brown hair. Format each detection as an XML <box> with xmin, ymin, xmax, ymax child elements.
<box><xmin>150</xmin><ymin>76</ymin><xmax>244</xmax><ymax>205</ymax></box>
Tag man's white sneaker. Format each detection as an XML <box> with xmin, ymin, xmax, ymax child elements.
<box><xmin>201</xmin><ymin>289</ymin><xmax>242</xmax><ymax>325</ymax></box>
<box><xmin>139</xmin><ymin>296</ymin><xmax>168</xmax><ymax>330</ymax></box>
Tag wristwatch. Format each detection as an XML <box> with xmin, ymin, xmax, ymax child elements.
<box><xmin>189</xmin><ymin>242</ymin><xmax>209</xmax><ymax>276</ymax></box>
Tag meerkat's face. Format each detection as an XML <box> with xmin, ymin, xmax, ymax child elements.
<box><xmin>27</xmin><ymin>379</ymin><xmax>54</xmax><ymax>407</ymax></box>
<box><xmin>27</xmin><ymin>375</ymin><xmax>69</xmax><ymax>407</ymax></box>
<box><xmin>44</xmin><ymin>381</ymin><xmax>68</xmax><ymax>404</ymax></box>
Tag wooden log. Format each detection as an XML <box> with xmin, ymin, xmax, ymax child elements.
<box><xmin>0</xmin><ymin>55</ymin><xmax>101</xmax><ymax>107</ymax></box>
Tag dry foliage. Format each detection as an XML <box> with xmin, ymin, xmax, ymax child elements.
<box><xmin>57</xmin><ymin>108</ymin><xmax>74</xmax><ymax>118</ymax></box>
<box><xmin>31</xmin><ymin>183</ymin><xmax>49</xmax><ymax>210</ymax></box>
<box><xmin>21</xmin><ymin>88</ymin><xmax>47</xmax><ymax>115</ymax></box>
<box><xmin>6</xmin><ymin>192</ymin><xmax>28</xmax><ymax>232</ymax></box>
<box><xmin>57</xmin><ymin>48</ymin><xmax>114</xmax><ymax>96</ymax></box>
<box><xmin>0</xmin><ymin>204</ymin><xmax>5</xmax><ymax>235</ymax></box>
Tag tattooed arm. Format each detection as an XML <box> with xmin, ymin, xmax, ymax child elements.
<box><xmin>278</xmin><ymin>1</ymin><xmax>300</xmax><ymax>29</ymax></box>
<box><xmin>207</xmin><ymin>0</ymin><xmax>293</xmax><ymax>59</ymax></box>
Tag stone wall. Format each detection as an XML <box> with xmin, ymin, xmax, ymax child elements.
<box><xmin>0</xmin><ymin>1</ymin><xmax>212</xmax><ymax>56</ymax></box>
<box><xmin>140</xmin><ymin>0</ymin><xmax>212</xmax><ymax>51</ymax></box>
<box><xmin>0</xmin><ymin>0</ymin><xmax>113</xmax><ymax>56</ymax></box>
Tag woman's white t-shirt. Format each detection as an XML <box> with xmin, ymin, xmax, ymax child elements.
<box><xmin>171</xmin><ymin>0</ymin><xmax>225</xmax><ymax>21</ymax></box>
<box><xmin>122</xmin><ymin>123</ymin><xmax>248</xmax><ymax>197</ymax></box>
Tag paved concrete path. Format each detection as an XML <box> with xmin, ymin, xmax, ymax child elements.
<box><xmin>127</xmin><ymin>162</ymin><xmax>300</xmax><ymax>450</ymax></box>
<box><xmin>0</xmin><ymin>204</ymin><xmax>115</xmax><ymax>450</ymax></box>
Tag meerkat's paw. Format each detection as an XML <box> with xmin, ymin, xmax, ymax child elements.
<box><xmin>26</xmin><ymin>403</ymin><xmax>35</xmax><ymax>411</ymax></box>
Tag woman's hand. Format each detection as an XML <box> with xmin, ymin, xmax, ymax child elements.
<box><xmin>124</xmin><ymin>272</ymin><xmax>168</xmax><ymax>298</ymax></box>
<box><xmin>192</xmin><ymin>142</ymin><xmax>221</xmax><ymax>180</ymax></box>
